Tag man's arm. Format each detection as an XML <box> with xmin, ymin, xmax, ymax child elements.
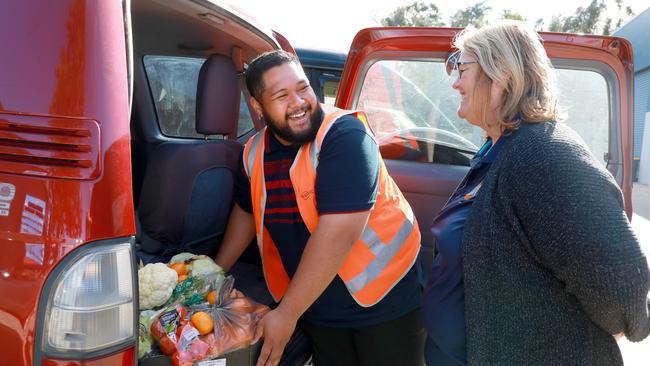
<box><xmin>214</xmin><ymin>203</ymin><xmax>256</xmax><ymax>272</ymax></box>
<box><xmin>254</xmin><ymin>210</ymin><xmax>370</xmax><ymax>366</ymax></box>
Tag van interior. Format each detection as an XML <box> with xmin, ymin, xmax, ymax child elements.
<box><xmin>131</xmin><ymin>0</ymin><xmax>267</xmax><ymax>262</ymax></box>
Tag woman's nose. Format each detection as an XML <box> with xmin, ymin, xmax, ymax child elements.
<box><xmin>451</xmin><ymin>77</ymin><xmax>461</xmax><ymax>90</ymax></box>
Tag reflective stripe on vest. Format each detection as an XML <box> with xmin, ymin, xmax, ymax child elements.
<box><xmin>243</xmin><ymin>104</ymin><xmax>420</xmax><ymax>306</ymax></box>
<box><xmin>347</xmin><ymin>204</ymin><xmax>416</xmax><ymax>293</ymax></box>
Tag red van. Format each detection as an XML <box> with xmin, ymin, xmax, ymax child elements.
<box><xmin>0</xmin><ymin>1</ymin><xmax>634</xmax><ymax>365</ymax></box>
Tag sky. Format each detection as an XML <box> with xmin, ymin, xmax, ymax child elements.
<box><xmin>229</xmin><ymin>0</ymin><xmax>650</xmax><ymax>52</ymax></box>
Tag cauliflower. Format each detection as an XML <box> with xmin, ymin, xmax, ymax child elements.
<box><xmin>138</xmin><ymin>263</ymin><xmax>178</xmax><ymax>310</ymax></box>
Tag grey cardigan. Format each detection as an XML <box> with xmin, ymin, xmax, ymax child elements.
<box><xmin>461</xmin><ymin>122</ymin><xmax>650</xmax><ymax>365</ymax></box>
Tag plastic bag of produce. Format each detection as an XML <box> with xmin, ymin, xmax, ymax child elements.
<box><xmin>149</xmin><ymin>304</ymin><xmax>211</xmax><ymax>365</ymax></box>
<box><xmin>138</xmin><ymin>309</ymin><xmax>163</xmax><ymax>359</ymax></box>
<box><xmin>165</xmin><ymin>255</ymin><xmax>226</xmax><ymax>307</ymax></box>
<box><xmin>147</xmin><ymin>275</ymin><xmax>270</xmax><ymax>364</ymax></box>
<box><xmin>202</xmin><ymin>276</ymin><xmax>271</xmax><ymax>357</ymax></box>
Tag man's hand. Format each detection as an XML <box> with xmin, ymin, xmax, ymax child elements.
<box><xmin>253</xmin><ymin>307</ymin><xmax>297</xmax><ymax>366</ymax></box>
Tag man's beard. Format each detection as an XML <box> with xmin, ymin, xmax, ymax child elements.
<box><xmin>264</xmin><ymin>104</ymin><xmax>324</xmax><ymax>146</ymax></box>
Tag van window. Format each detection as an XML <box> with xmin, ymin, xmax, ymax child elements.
<box><xmin>357</xmin><ymin>60</ymin><xmax>480</xmax><ymax>165</ymax></box>
<box><xmin>555</xmin><ymin>68</ymin><xmax>609</xmax><ymax>164</ymax></box>
<box><xmin>322</xmin><ymin>79</ymin><xmax>339</xmax><ymax>105</ymax></box>
<box><xmin>143</xmin><ymin>55</ymin><xmax>254</xmax><ymax>139</ymax></box>
<box><xmin>302</xmin><ymin>66</ymin><xmax>341</xmax><ymax>106</ymax></box>
<box><xmin>356</xmin><ymin>59</ymin><xmax>609</xmax><ymax>166</ymax></box>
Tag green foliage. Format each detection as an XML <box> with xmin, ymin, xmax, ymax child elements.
<box><xmin>602</xmin><ymin>17</ymin><xmax>613</xmax><ymax>35</ymax></box>
<box><xmin>547</xmin><ymin>0</ymin><xmax>636</xmax><ymax>35</ymax></box>
<box><xmin>501</xmin><ymin>10</ymin><xmax>526</xmax><ymax>22</ymax></box>
<box><xmin>381</xmin><ymin>0</ymin><xmax>638</xmax><ymax>35</ymax></box>
<box><xmin>615</xmin><ymin>4</ymin><xmax>635</xmax><ymax>29</ymax></box>
<box><xmin>548</xmin><ymin>15</ymin><xmax>563</xmax><ymax>32</ymax></box>
<box><xmin>450</xmin><ymin>1</ymin><xmax>491</xmax><ymax>28</ymax></box>
<box><xmin>381</xmin><ymin>1</ymin><xmax>445</xmax><ymax>27</ymax></box>
<box><xmin>547</xmin><ymin>0</ymin><xmax>605</xmax><ymax>34</ymax></box>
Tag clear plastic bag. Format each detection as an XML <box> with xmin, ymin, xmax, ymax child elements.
<box><xmin>165</xmin><ymin>254</ymin><xmax>226</xmax><ymax>307</ymax></box>
<box><xmin>147</xmin><ymin>276</ymin><xmax>271</xmax><ymax>364</ymax></box>
<box><xmin>199</xmin><ymin>276</ymin><xmax>271</xmax><ymax>357</ymax></box>
<box><xmin>148</xmin><ymin>304</ymin><xmax>211</xmax><ymax>365</ymax></box>
<box><xmin>138</xmin><ymin>309</ymin><xmax>163</xmax><ymax>359</ymax></box>
<box><xmin>167</xmin><ymin>272</ymin><xmax>222</xmax><ymax>307</ymax></box>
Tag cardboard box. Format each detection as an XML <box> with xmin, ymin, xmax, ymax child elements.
<box><xmin>140</xmin><ymin>342</ymin><xmax>262</xmax><ymax>366</ymax></box>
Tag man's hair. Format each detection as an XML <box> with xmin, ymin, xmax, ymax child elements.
<box><xmin>245</xmin><ymin>49</ymin><xmax>299</xmax><ymax>100</ymax></box>
<box><xmin>454</xmin><ymin>20</ymin><xmax>561</xmax><ymax>131</ymax></box>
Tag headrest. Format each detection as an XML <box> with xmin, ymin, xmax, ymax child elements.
<box><xmin>196</xmin><ymin>55</ymin><xmax>240</xmax><ymax>136</ymax></box>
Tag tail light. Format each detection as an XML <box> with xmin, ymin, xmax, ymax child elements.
<box><xmin>38</xmin><ymin>238</ymin><xmax>137</xmax><ymax>360</ymax></box>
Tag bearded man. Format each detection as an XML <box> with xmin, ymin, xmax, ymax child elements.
<box><xmin>215</xmin><ymin>50</ymin><xmax>424</xmax><ymax>366</ymax></box>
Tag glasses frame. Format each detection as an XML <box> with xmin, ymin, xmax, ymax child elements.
<box><xmin>445</xmin><ymin>50</ymin><xmax>477</xmax><ymax>77</ymax></box>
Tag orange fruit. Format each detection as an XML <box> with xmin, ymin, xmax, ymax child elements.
<box><xmin>168</xmin><ymin>262</ymin><xmax>188</xmax><ymax>276</ymax></box>
<box><xmin>206</xmin><ymin>290</ymin><xmax>217</xmax><ymax>305</ymax></box>
<box><xmin>177</xmin><ymin>274</ymin><xmax>188</xmax><ymax>284</ymax></box>
<box><xmin>190</xmin><ymin>311</ymin><xmax>214</xmax><ymax>335</ymax></box>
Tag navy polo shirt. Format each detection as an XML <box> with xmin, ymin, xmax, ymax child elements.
<box><xmin>234</xmin><ymin>115</ymin><xmax>421</xmax><ymax>327</ymax></box>
<box><xmin>422</xmin><ymin>135</ymin><xmax>508</xmax><ymax>366</ymax></box>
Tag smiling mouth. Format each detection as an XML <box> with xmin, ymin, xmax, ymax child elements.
<box><xmin>288</xmin><ymin>110</ymin><xmax>306</xmax><ymax>119</ymax></box>
<box><xmin>286</xmin><ymin>108</ymin><xmax>310</xmax><ymax>128</ymax></box>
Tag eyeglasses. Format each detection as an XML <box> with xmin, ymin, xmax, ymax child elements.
<box><xmin>445</xmin><ymin>50</ymin><xmax>477</xmax><ymax>78</ymax></box>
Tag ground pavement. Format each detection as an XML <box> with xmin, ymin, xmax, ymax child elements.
<box><xmin>619</xmin><ymin>183</ymin><xmax>650</xmax><ymax>365</ymax></box>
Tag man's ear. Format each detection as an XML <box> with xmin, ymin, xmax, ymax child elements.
<box><xmin>250</xmin><ymin>97</ymin><xmax>263</xmax><ymax>119</ymax></box>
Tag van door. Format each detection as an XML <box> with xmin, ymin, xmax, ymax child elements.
<box><xmin>0</xmin><ymin>1</ymin><xmax>136</xmax><ymax>365</ymax></box>
<box><xmin>335</xmin><ymin>28</ymin><xmax>634</xmax><ymax>271</ymax></box>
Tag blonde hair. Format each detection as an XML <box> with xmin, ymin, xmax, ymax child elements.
<box><xmin>453</xmin><ymin>21</ymin><xmax>561</xmax><ymax>131</ymax></box>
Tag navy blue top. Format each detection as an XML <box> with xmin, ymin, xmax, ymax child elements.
<box><xmin>422</xmin><ymin>136</ymin><xmax>507</xmax><ymax>365</ymax></box>
<box><xmin>235</xmin><ymin>115</ymin><xmax>421</xmax><ymax>327</ymax></box>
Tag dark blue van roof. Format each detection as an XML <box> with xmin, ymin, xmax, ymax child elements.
<box><xmin>296</xmin><ymin>48</ymin><xmax>346</xmax><ymax>71</ymax></box>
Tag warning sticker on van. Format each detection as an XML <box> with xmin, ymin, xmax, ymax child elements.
<box><xmin>0</xmin><ymin>183</ymin><xmax>16</xmax><ymax>217</ymax></box>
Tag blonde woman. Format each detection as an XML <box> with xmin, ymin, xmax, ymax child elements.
<box><xmin>422</xmin><ymin>21</ymin><xmax>650</xmax><ymax>365</ymax></box>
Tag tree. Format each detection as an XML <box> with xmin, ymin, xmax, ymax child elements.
<box><xmin>547</xmin><ymin>0</ymin><xmax>636</xmax><ymax>35</ymax></box>
<box><xmin>602</xmin><ymin>17</ymin><xmax>613</xmax><ymax>35</ymax></box>
<box><xmin>534</xmin><ymin>18</ymin><xmax>545</xmax><ymax>31</ymax></box>
<box><xmin>548</xmin><ymin>0</ymin><xmax>607</xmax><ymax>34</ymax></box>
<box><xmin>450</xmin><ymin>1</ymin><xmax>491</xmax><ymax>28</ymax></box>
<box><xmin>381</xmin><ymin>1</ymin><xmax>445</xmax><ymax>27</ymax></box>
<box><xmin>548</xmin><ymin>15</ymin><xmax>563</xmax><ymax>32</ymax></box>
<box><xmin>606</xmin><ymin>0</ymin><xmax>636</xmax><ymax>33</ymax></box>
<box><xmin>501</xmin><ymin>10</ymin><xmax>526</xmax><ymax>22</ymax></box>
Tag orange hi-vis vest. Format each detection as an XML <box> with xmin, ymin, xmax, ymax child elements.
<box><xmin>242</xmin><ymin>105</ymin><xmax>421</xmax><ymax>307</ymax></box>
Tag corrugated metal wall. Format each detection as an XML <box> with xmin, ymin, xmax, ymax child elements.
<box><xmin>634</xmin><ymin>69</ymin><xmax>650</xmax><ymax>158</ymax></box>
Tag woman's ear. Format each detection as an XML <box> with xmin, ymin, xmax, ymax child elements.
<box><xmin>489</xmin><ymin>81</ymin><xmax>506</xmax><ymax>111</ymax></box>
